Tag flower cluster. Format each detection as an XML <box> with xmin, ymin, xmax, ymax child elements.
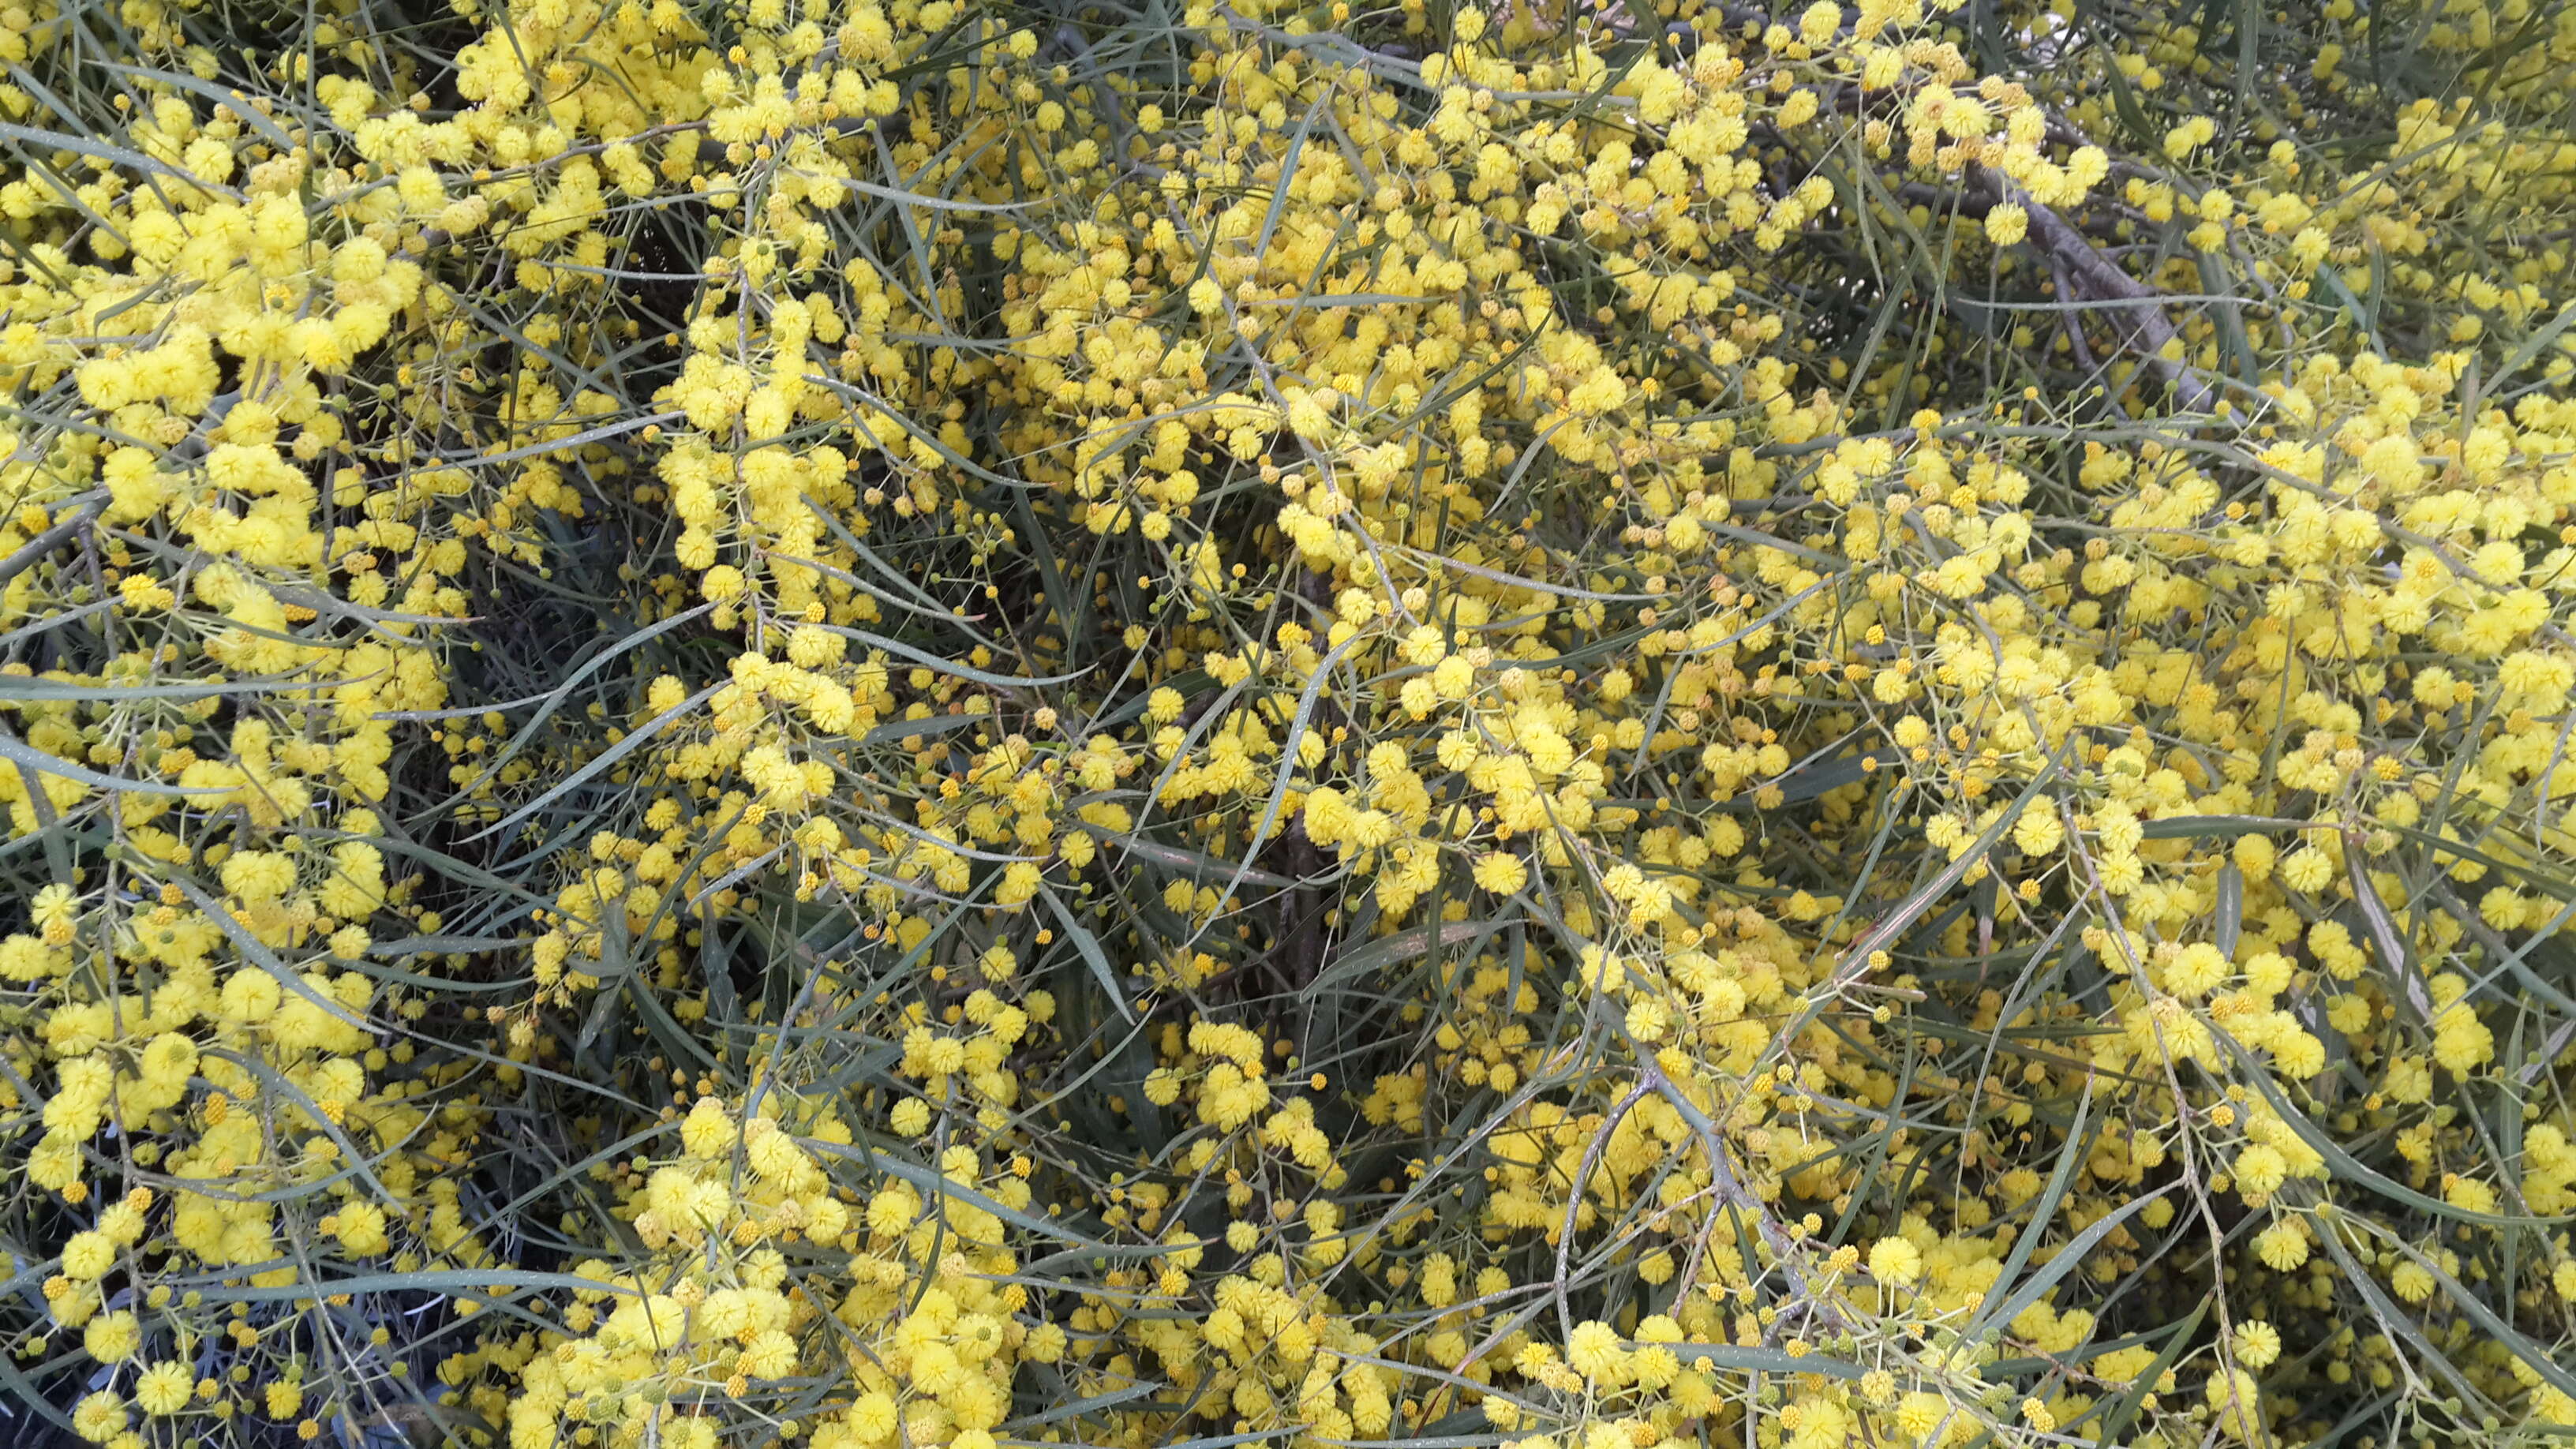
<box><xmin>0</xmin><ymin>0</ymin><xmax>2572</xmax><ymax>1447</ymax></box>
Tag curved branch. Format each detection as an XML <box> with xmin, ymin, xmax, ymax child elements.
<box><xmin>1969</xmin><ymin>163</ymin><xmax>2218</xmax><ymax>414</ymax></box>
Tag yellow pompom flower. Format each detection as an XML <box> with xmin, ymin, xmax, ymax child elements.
<box><xmin>219</xmin><ymin>850</ymin><xmax>297</xmax><ymax>902</ymax></box>
<box><xmin>738</xmin><ymin>1328</ymin><xmax>798</xmax><ymax>1377</ymax></box>
<box><xmin>680</xmin><ymin>1099</ymin><xmax>736</xmax><ymax>1159</ymax></box>
<box><xmin>1869</xmin><ymin>1236</ymin><xmax>1924</xmax><ymax>1285</ymax></box>
<box><xmin>2278</xmin><ymin>847</ymin><xmax>2334</xmax><ymax>893</ymax></box>
<box><xmin>135</xmin><ymin>1361</ymin><xmax>193</xmax><ymax>1415</ymax></box>
<box><xmin>2163</xmin><ymin>942</ymin><xmax>2230</xmax><ymax>999</ymax></box>
<box><xmin>72</xmin><ymin>1391</ymin><xmax>126</xmax><ymax>1443</ymax></box>
<box><xmin>59</xmin><ymin>1230</ymin><xmax>114</xmax><ymax>1281</ymax></box>
<box><xmin>2388</xmin><ymin>1261</ymin><xmax>2436</xmax><ymax>1303</ymax></box>
<box><xmin>2230</xmin><ymin>1320</ymin><xmax>2281</xmax><ymax>1369</ymax></box>
<box><xmin>84</xmin><ymin>1309</ymin><xmax>140</xmax><ymax>1363</ymax></box>
<box><xmin>333</xmin><ymin>1202</ymin><xmax>390</xmax><ymax>1256</ymax></box>
<box><xmin>1473</xmin><ymin>852</ymin><xmax>1529</xmax><ymax>895</ymax></box>
<box><xmin>2233</xmin><ymin>1144</ymin><xmax>2289</xmax><ymax>1199</ymax></box>
<box><xmin>1566</xmin><ymin>1320</ymin><xmax>1630</xmax><ymax>1383</ymax></box>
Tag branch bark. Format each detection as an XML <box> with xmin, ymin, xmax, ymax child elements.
<box><xmin>1968</xmin><ymin>163</ymin><xmax>2218</xmax><ymax>414</ymax></box>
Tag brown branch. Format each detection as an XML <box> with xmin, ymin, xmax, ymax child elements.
<box><xmin>0</xmin><ymin>495</ymin><xmax>102</xmax><ymax>591</ymax></box>
<box><xmin>1968</xmin><ymin>163</ymin><xmax>2217</xmax><ymax>414</ymax></box>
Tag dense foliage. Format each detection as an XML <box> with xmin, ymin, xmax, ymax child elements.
<box><xmin>2</xmin><ymin>0</ymin><xmax>2574</xmax><ymax>1444</ymax></box>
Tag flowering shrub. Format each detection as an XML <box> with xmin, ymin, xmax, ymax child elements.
<box><xmin>0</xmin><ymin>0</ymin><xmax>2574</xmax><ymax>1446</ymax></box>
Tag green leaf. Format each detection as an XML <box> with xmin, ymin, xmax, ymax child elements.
<box><xmin>1652</xmin><ymin>1344</ymin><xmax>1870</xmax><ymax>1380</ymax></box>
<box><xmin>2140</xmin><ymin>814</ymin><xmax>2315</xmax><ymax>839</ymax></box>
<box><xmin>2215</xmin><ymin>862</ymin><xmax>2244</xmax><ymax>956</ymax></box>
<box><xmin>0</xmin><ymin>118</ymin><xmax>242</xmax><ymax>197</ymax></box>
<box><xmin>1193</xmin><ymin>635</ymin><xmax>1361</xmax><ymax>943</ymax></box>
<box><xmin>1820</xmin><ymin>746</ymin><xmax>2071</xmax><ymax>1004</ymax></box>
<box><xmin>0</xmin><ymin>728</ymin><xmax>227</xmax><ymax>796</ymax></box>
<box><xmin>800</xmin><ymin>1136</ymin><xmax>1113</xmax><ymax>1249</ymax></box>
<box><xmin>167</xmin><ymin>874</ymin><xmax>376</xmax><ymax>1040</ymax></box>
<box><xmin>448</xmin><ymin>600</ymin><xmax>717</xmax><ymax>799</ymax></box>
<box><xmin>2487</xmin><ymin>297</ymin><xmax>2576</xmax><ymax>394</ymax></box>
<box><xmin>2215</xmin><ymin>1028</ymin><xmax>2572</xmax><ymax>1226</ymax></box>
<box><xmin>0</xmin><ymin>672</ymin><xmax>323</xmax><ymax>702</ymax></box>
<box><xmin>2076</xmin><ymin>1294</ymin><xmax>2213</xmax><ymax>1443</ymax></box>
<box><xmin>1000</xmin><ymin>1382</ymin><xmax>1166</xmax><ymax>1432</ymax></box>
<box><xmin>466</xmin><ymin>680</ymin><xmax>725</xmax><ymax>843</ymax></box>
<box><xmin>810</xmin><ymin>623</ymin><xmax>1089</xmax><ymax>689</ymax></box>
<box><xmin>1080</xmin><ymin>823</ymin><xmax>1296</xmax><ymax>889</ymax></box>
<box><xmin>859</xmin><ymin>712</ymin><xmax>982</xmax><ymax>747</ymax></box>
<box><xmin>2308</xmin><ymin>1215</ymin><xmax>2481</xmax><ymax>1402</ymax></box>
<box><xmin>1969</xmin><ymin>1073</ymin><xmax>2096</xmax><ymax>1339</ymax></box>
<box><xmin>1326</xmin><ymin>919</ymin><xmax>1503</xmax><ymax>981</ymax></box>
<box><xmin>1971</xmin><ymin>1182</ymin><xmax>2177</xmax><ymax>1345</ymax></box>
<box><xmin>2390</xmin><ymin>1227</ymin><xmax>2576</xmax><ymax>1405</ymax></box>
<box><xmin>1039</xmin><ymin>882</ymin><xmax>1134</xmax><ymax>1023</ymax></box>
